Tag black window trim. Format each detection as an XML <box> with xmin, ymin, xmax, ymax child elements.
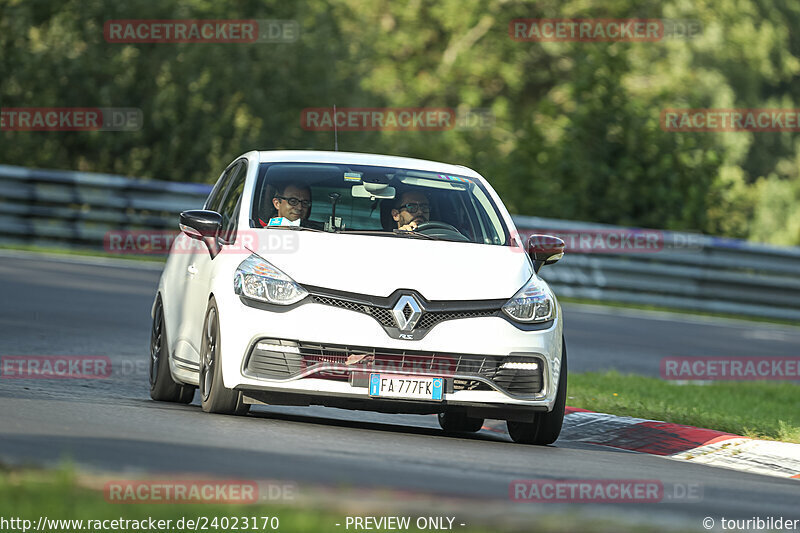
<box><xmin>248</xmin><ymin>161</ymin><xmax>512</xmax><ymax>246</ymax></box>
<box><xmin>205</xmin><ymin>164</ymin><xmax>235</xmax><ymax>211</ymax></box>
<box><xmin>217</xmin><ymin>158</ymin><xmax>249</xmax><ymax>246</ymax></box>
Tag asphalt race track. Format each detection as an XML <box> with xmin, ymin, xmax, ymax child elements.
<box><xmin>1</xmin><ymin>251</ymin><xmax>799</xmax><ymax>530</ymax></box>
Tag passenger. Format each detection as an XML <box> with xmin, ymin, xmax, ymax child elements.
<box><xmin>260</xmin><ymin>183</ymin><xmax>323</xmax><ymax>229</ymax></box>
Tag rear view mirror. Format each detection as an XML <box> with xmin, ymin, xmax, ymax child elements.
<box><xmin>527</xmin><ymin>234</ymin><xmax>565</xmax><ymax>273</ymax></box>
<box><xmin>351</xmin><ymin>184</ymin><xmax>396</xmax><ymax>200</ymax></box>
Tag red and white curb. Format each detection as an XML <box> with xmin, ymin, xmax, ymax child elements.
<box><xmin>483</xmin><ymin>407</ymin><xmax>800</xmax><ymax>480</ymax></box>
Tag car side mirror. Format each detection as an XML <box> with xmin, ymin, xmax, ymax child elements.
<box><xmin>180</xmin><ymin>210</ymin><xmax>223</xmax><ymax>259</ymax></box>
<box><xmin>527</xmin><ymin>234</ymin><xmax>565</xmax><ymax>273</ymax></box>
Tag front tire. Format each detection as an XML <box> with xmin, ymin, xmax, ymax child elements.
<box><xmin>199</xmin><ymin>297</ymin><xmax>249</xmax><ymax>415</ymax></box>
<box><xmin>507</xmin><ymin>336</ymin><xmax>568</xmax><ymax>445</ymax></box>
<box><xmin>149</xmin><ymin>295</ymin><xmax>195</xmax><ymax>404</ymax></box>
<box><xmin>438</xmin><ymin>411</ymin><xmax>484</xmax><ymax>433</ymax></box>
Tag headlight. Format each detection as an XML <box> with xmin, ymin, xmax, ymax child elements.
<box><xmin>234</xmin><ymin>254</ymin><xmax>308</xmax><ymax>305</ymax></box>
<box><xmin>501</xmin><ymin>275</ymin><xmax>555</xmax><ymax>323</ymax></box>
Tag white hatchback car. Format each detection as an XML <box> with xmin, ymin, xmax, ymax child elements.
<box><xmin>150</xmin><ymin>150</ymin><xmax>567</xmax><ymax>444</ymax></box>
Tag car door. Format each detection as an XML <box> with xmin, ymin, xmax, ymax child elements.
<box><xmin>182</xmin><ymin>160</ymin><xmax>248</xmax><ymax>361</ymax></box>
<box><xmin>171</xmin><ymin>161</ymin><xmax>242</xmax><ymax>366</ymax></box>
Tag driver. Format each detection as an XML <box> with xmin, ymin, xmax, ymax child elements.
<box><xmin>391</xmin><ymin>190</ymin><xmax>431</xmax><ymax>231</ymax></box>
<box><xmin>273</xmin><ymin>183</ymin><xmax>312</xmax><ymax>222</ymax></box>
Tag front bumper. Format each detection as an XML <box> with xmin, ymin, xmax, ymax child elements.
<box><xmin>215</xmin><ymin>289</ymin><xmax>563</xmax><ymax>416</ymax></box>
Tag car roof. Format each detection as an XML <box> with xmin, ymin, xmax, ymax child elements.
<box><xmin>256</xmin><ymin>150</ymin><xmax>484</xmax><ymax>180</ymax></box>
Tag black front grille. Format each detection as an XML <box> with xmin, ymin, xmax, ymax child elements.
<box><xmin>492</xmin><ymin>368</ymin><xmax>544</xmax><ymax>395</ymax></box>
<box><xmin>365</xmin><ymin>306</ymin><xmax>395</xmax><ymax>327</ymax></box>
<box><xmin>244</xmin><ymin>340</ymin><xmax>544</xmax><ymax>395</ymax></box>
<box><xmin>245</xmin><ymin>342</ymin><xmax>304</xmax><ymax>378</ymax></box>
<box><xmin>299</xmin><ymin>342</ymin><xmax>492</xmax><ymax>376</ymax></box>
<box><xmin>417</xmin><ymin>310</ymin><xmax>497</xmax><ymax>329</ymax></box>
<box><xmin>311</xmin><ymin>295</ymin><xmax>498</xmax><ymax>331</ymax></box>
<box><xmin>311</xmin><ymin>296</ymin><xmax>395</xmax><ymax>327</ymax></box>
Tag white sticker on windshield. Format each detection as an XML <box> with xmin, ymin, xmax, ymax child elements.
<box><xmin>267</xmin><ymin>217</ymin><xmax>301</xmax><ymax>227</ymax></box>
<box><xmin>344</xmin><ymin>172</ymin><xmax>363</xmax><ymax>182</ymax></box>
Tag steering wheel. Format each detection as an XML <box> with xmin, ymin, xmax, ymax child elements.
<box><xmin>414</xmin><ymin>221</ymin><xmax>470</xmax><ymax>241</ymax></box>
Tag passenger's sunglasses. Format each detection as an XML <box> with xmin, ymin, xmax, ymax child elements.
<box><xmin>276</xmin><ymin>195</ymin><xmax>311</xmax><ymax>208</ymax></box>
<box><xmin>398</xmin><ymin>202</ymin><xmax>430</xmax><ymax>214</ymax></box>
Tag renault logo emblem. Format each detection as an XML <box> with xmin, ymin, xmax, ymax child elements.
<box><xmin>392</xmin><ymin>295</ymin><xmax>423</xmax><ymax>332</ymax></box>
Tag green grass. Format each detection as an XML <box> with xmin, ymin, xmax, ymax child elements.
<box><xmin>0</xmin><ymin>468</ymin><xmax>328</xmax><ymax>533</ymax></box>
<box><xmin>0</xmin><ymin>466</ymin><xmax>670</xmax><ymax>533</ymax></box>
<box><xmin>0</xmin><ymin>243</ymin><xmax>167</xmax><ymax>262</ymax></box>
<box><xmin>569</xmin><ymin>371</ymin><xmax>800</xmax><ymax>443</ymax></box>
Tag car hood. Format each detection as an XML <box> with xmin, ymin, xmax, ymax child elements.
<box><xmin>247</xmin><ymin>231</ymin><xmax>532</xmax><ymax>300</ymax></box>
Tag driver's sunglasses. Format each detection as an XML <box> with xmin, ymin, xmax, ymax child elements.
<box><xmin>398</xmin><ymin>202</ymin><xmax>431</xmax><ymax>214</ymax></box>
<box><xmin>276</xmin><ymin>195</ymin><xmax>311</xmax><ymax>208</ymax></box>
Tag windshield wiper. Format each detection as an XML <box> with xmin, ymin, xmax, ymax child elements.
<box><xmin>341</xmin><ymin>229</ymin><xmax>440</xmax><ymax>240</ymax></box>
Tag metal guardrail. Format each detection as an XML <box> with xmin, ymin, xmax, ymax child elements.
<box><xmin>516</xmin><ymin>216</ymin><xmax>800</xmax><ymax>322</ymax></box>
<box><xmin>1</xmin><ymin>164</ymin><xmax>799</xmax><ymax>321</ymax></box>
<box><xmin>0</xmin><ymin>164</ymin><xmax>211</xmax><ymax>248</ymax></box>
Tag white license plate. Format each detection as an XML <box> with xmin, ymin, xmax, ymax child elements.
<box><xmin>369</xmin><ymin>374</ymin><xmax>444</xmax><ymax>401</ymax></box>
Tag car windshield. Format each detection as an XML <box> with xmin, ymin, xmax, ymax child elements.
<box><xmin>250</xmin><ymin>162</ymin><xmax>509</xmax><ymax>245</ymax></box>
